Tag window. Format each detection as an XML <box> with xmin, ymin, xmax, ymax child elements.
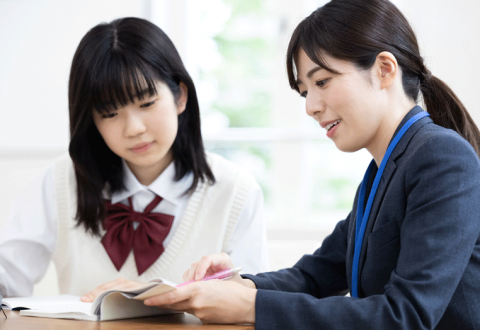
<box><xmin>172</xmin><ymin>0</ymin><xmax>372</xmax><ymax>240</ymax></box>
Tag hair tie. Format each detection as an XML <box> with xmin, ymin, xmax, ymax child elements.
<box><xmin>420</xmin><ymin>67</ymin><xmax>432</xmax><ymax>85</ymax></box>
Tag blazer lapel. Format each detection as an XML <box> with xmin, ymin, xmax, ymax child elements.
<box><xmin>354</xmin><ymin>106</ymin><xmax>432</xmax><ymax>297</ymax></box>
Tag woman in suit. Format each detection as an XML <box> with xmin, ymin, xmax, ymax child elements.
<box><xmin>142</xmin><ymin>0</ymin><xmax>480</xmax><ymax>328</ymax></box>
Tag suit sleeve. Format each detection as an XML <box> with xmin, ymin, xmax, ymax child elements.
<box><xmin>242</xmin><ymin>213</ymin><xmax>350</xmax><ymax>298</ymax></box>
<box><xmin>244</xmin><ymin>132</ymin><xmax>480</xmax><ymax>330</ymax></box>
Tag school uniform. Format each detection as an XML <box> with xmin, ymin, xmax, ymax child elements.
<box><xmin>243</xmin><ymin>106</ymin><xmax>480</xmax><ymax>329</ymax></box>
<box><xmin>0</xmin><ymin>152</ymin><xmax>269</xmax><ymax>297</ymax></box>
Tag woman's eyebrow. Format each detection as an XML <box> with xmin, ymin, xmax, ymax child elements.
<box><xmin>296</xmin><ymin>66</ymin><xmax>323</xmax><ymax>85</ymax></box>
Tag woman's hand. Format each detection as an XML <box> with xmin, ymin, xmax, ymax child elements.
<box><xmin>144</xmin><ymin>279</ymin><xmax>257</xmax><ymax>324</ymax></box>
<box><xmin>182</xmin><ymin>253</ymin><xmax>254</xmax><ymax>288</ymax></box>
<box><xmin>80</xmin><ymin>278</ymin><xmax>146</xmax><ymax>302</ymax></box>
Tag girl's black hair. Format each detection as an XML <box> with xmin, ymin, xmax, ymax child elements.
<box><xmin>287</xmin><ymin>0</ymin><xmax>480</xmax><ymax>156</ymax></box>
<box><xmin>68</xmin><ymin>17</ymin><xmax>215</xmax><ymax>235</ymax></box>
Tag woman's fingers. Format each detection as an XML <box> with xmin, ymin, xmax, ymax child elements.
<box><xmin>183</xmin><ymin>269</ymin><xmax>190</xmax><ymax>282</ymax></box>
<box><xmin>144</xmin><ymin>285</ymin><xmax>192</xmax><ymax>307</ymax></box>
<box><xmin>187</xmin><ymin>261</ymin><xmax>200</xmax><ymax>282</ymax></box>
<box><xmin>182</xmin><ymin>253</ymin><xmax>234</xmax><ymax>282</ymax></box>
<box><xmin>195</xmin><ymin>253</ymin><xmax>234</xmax><ymax>281</ymax></box>
<box><xmin>144</xmin><ymin>280</ymin><xmax>256</xmax><ymax>324</ymax></box>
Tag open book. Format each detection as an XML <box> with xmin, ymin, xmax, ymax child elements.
<box><xmin>1</xmin><ymin>279</ymin><xmax>178</xmax><ymax>321</ymax></box>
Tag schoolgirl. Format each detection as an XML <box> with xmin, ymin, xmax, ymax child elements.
<box><xmin>0</xmin><ymin>17</ymin><xmax>268</xmax><ymax>298</ymax></box>
<box><xmin>144</xmin><ymin>1</ymin><xmax>480</xmax><ymax>329</ymax></box>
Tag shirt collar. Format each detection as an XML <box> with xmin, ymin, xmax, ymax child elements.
<box><xmin>110</xmin><ymin>160</ymin><xmax>193</xmax><ymax>206</ymax></box>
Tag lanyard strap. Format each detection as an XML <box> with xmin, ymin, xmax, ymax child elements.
<box><xmin>351</xmin><ymin>111</ymin><xmax>430</xmax><ymax>298</ymax></box>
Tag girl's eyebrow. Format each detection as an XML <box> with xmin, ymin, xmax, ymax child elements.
<box><xmin>133</xmin><ymin>87</ymin><xmax>154</xmax><ymax>99</ymax></box>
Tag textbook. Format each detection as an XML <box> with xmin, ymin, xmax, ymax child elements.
<box><xmin>1</xmin><ymin>279</ymin><xmax>178</xmax><ymax>321</ymax></box>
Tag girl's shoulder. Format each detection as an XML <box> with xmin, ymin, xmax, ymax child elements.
<box><xmin>52</xmin><ymin>152</ymin><xmax>75</xmax><ymax>182</ymax></box>
<box><xmin>205</xmin><ymin>151</ymin><xmax>259</xmax><ymax>188</ymax></box>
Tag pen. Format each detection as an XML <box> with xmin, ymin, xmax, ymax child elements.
<box><xmin>176</xmin><ymin>267</ymin><xmax>242</xmax><ymax>288</ymax></box>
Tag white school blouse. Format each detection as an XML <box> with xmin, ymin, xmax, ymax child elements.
<box><xmin>0</xmin><ymin>152</ymin><xmax>269</xmax><ymax>297</ymax></box>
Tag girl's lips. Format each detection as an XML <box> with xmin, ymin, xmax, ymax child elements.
<box><xmin>130</xmin><ymin>142</ymin><xmax>153</xmax><ymax>153</ymax></box>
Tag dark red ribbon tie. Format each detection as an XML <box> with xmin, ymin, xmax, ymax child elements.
<box><xmin>101</xmin><ymin>195</ymin><xmax>174</xmax><ymax>275</ymax></box>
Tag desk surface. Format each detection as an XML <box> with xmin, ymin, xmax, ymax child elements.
<box><xmin>0</xmin><ymin>310</ymin><xmax>254</xmax><ymax>329</ymax></box>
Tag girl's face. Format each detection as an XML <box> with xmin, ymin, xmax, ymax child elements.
<box><xmin>93</xmin><ymin>80</ymin><xmax>187</xmax><ymax>185</ymax></box>
<box><xmin>295</xmin><ymin>48</ymin><xmax>388</xmax><ymax>156</ymax></box>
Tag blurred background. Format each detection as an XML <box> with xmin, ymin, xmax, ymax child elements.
<box><xmin>0</xmin><ymin>0</ymin><xmax>479</xmax><ymax>295</ymax></box>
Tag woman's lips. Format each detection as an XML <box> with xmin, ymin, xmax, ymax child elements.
<box><xmin>326</xmin><ymin>121</ymin><xmax>340</xmax><ymax>138</ymax></box>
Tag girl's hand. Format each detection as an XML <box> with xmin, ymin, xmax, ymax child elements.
<box><xmin>144</xmin><ymin>279</ymin><xmax>256</xmax><ymax>324</ymax></box>
<box><xmin>182</xmin><ymin>253</ymin><xmax>253</xmax><ymax>287</ymax></box>
<box><xmin>80</xmin><ymin>278</ymin><xmax>146</xmax><ymax>302</ymax></box>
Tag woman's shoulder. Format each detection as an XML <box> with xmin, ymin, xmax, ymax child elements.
<box><xmin>404</xmin><ymin>122</ymin><xmax>480</xmax><ymax>177</ymax></box>
<box><xmin>412</xmin><ymin>122</ymin><xmax>478</xmax><ymax>159</ymax></box>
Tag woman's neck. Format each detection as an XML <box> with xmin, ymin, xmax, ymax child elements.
<box><xmin>367</xmin><ymin>100</ymin><xmax>417</xmax><ymax>166</ymax></box>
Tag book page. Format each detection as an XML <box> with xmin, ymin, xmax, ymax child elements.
<box><xmin>91</xmin><ymin>282</ymin><xmax>159</xmax><ymax>314</ymax></box>
<box><xmin>99</xmin><ymin>292</ymin><xmax>167</xmax><ymax>321</ymax></box>
<box><xmin>2</xmin><ymin>295</ymin><xmax>87</xmax><ymax>311</ymax></box>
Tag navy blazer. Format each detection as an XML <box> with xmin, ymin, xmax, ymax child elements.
<box><xmin>244</xmin><ymin>107</ymin><xmax>480</xmax><ymax>329</ymax></box>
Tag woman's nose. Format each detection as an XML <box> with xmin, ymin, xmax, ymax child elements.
<box><xmin>305</xmin><ymin>92</ymin><xmax>325</xmax><ymax>118</ymax></box>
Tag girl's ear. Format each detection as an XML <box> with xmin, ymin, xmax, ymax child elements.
<box><xmin>374</xmin><ymin>51</ymin><xmax>398</xmax><ymax>90</ymax></box>
<box><xmin>176</xmin><ymin>82</ymin><xmax>188</xmax><ymax>115</ymax></box>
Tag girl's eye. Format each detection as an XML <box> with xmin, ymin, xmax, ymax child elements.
<box><xmin>315</xmin><ymin>79</ymin><xmax>329</xmax><ymax>88</ymax></box>
<box><xmin>102</xmin><ymin>112</ymin><xmax>117</xmax><ymax>119</ymax></box>
<box><xmin>140</xmin><ymin>100</ymin><xmax>155</xmax><ymax>108</ymax></box>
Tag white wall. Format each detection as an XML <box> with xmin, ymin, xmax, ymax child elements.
<box><xmin>1</xmin><ymin>0</ymin><xmax>478</xmax><ymax>150</ymax></box>
<box><xmin>401</xmin><ymin>0</ymin><xmax>480</xmax><ymax>125</ymax></box>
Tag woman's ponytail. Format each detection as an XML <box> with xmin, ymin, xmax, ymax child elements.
<box><xmin>420</xmin><ymin>67</ymin><xmax>480</xmax><ymax>156</ymax></box>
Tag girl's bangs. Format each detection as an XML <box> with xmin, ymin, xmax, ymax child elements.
<box><xmin>90</xmin><ymin>54</ymin><xmax>159</xmax><ymax>114</ymax></box>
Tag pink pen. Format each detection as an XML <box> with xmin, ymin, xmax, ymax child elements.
<box><xmin>176</xmin><ymin>267</ymin><xmax>242</xmax><ymax>287</ymax></box>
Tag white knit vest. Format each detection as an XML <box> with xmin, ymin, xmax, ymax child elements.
<box><xmin>52</xmin><ymin>153</ymin><xmax>254</xmax><ymax>295</ymax></box>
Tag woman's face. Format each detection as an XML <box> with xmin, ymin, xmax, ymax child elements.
<box><xmin>295</xmin><ymin>48</ymin><xmax>387</xmax><ymax>154</ymax></box>
<box><xmin>92</xmin><ymin>80</ymin><xmax>187</xmax><ymax>184</ymax></box>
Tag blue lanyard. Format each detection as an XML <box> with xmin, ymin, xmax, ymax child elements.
<box><xmin>351</xmin><ymin>111</ymin><xmax>430</xmax><ymax>298</ymax></box>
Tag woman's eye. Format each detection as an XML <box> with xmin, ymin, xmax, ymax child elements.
<box><xmin>140</xmin><ymin>100</ymin><xmax>155</xmax><ymax>108</ymax></box>
<box><xmin>315</xmin><ymin>79</ymin><xmax>329</xmax><ymax>88</ymax></box>
<box><xmin>102</xmin><ymin>112</ymin><xmax>117</xmax><ymax>119</ymax></box>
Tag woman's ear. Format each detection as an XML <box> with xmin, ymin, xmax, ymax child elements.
<box><xmin>176</xmin><ymin>82</ymin><xmax>188</xmax><ymax>115</ymax></box>
<box><xmin>374</xmin><ymin>51</ymin><xmax>398</xmax><ymax>90</ymax></box>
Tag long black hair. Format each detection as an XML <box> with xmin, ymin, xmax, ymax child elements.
<box><xmin>68</xmin><ymin>17</ymin><xmax>215</xmax><ymax>235</ymax></box>
<box><xmin>287</xmin><ymin>0</ymin><xmax>480</xmax><ymax>156</ymax></box>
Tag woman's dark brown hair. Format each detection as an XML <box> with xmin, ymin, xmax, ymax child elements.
<box><xmin>68</xmin><ymin>17</ymin><xmax>215</xmax><ymax>235</ymax></box>
<box><xmin>286</xmin><ymin>0</ymin><xmax>480</xmax><ymax>156</ymax></box>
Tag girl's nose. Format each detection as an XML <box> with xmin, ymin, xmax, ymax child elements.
<box><xmin>124</xmin><ymin>112</ymin><xmax>147</xmax><ymax>137</ymax></box>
